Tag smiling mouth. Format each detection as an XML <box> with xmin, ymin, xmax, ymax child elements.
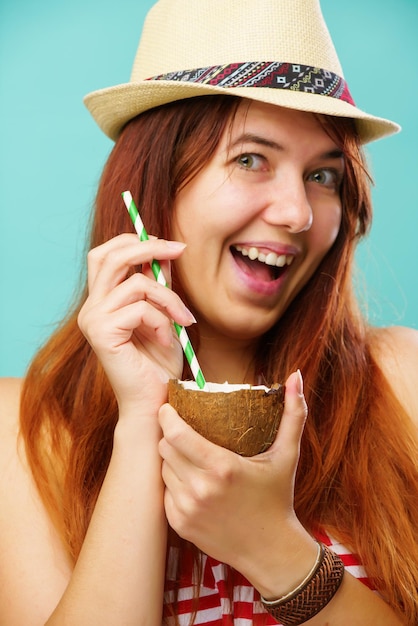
<box><xmin>231</xmin><ymin>245</ymin><xmax>295</xmax><ymax>281</ymax></box>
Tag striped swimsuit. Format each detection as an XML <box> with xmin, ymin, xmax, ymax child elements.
<box><xmin>163</xmin><ymin>529</ymin><xmax>373</xmax><ymax>625</ymax></box>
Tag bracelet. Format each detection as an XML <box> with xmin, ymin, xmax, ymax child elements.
<box><xmin>262</xmin><ymin>540</ymin><xmax>322</xmax><ymax>606</ymax></box>
<box><xmin>260</xmin><ymin>541</ymin><xmax>345</xmax><ymax>626</ymax></box>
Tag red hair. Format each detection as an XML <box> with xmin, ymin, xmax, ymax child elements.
<box><xmin>20</xmin><ymin>96</ymin><xmax>418</xmax><ymax>624</ymax></box>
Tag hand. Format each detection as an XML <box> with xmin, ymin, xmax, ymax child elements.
<box><xmin>158</xmin><ymin>371</ymin><xmax>309</xmax><ymax>571</ymax></box>
<box><xmin>77</xmin><ymin>234</ymin><xmax>195</xmax><ymax>416</ymax></box>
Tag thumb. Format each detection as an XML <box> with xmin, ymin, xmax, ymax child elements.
<box><xmin>270</xmin><ymin>369</ymin><xmax>308</xmax><ymax>452</ymax></box>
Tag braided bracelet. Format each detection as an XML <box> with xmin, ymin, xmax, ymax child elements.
<box><xmin>260</xmin><ymin>541</ymin><xmax>345</xmax><ymax>626</ymax></box>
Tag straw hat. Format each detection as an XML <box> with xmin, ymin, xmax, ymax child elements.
<box><xmin>84</xmin><ymin>0</ymin><xmax>399</xmax><ymax>143</ymax></box>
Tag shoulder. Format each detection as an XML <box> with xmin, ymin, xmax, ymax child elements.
<box><xmin>0</xmin><ymin>377</ymin><xmax>23</xmax><ymax>451</ymax></box>
<box><xmin>369</xmin><ymin>325</ymin><xmax>418</xmax><ymax>374</ymax></box>
<box><xmin>0</xmin><ymin>377</ymin><xmax>32</xmax><ymax>517</ymax></box>
<box><xmin>371</xmin><ymin>325</ymin><xmax>418</xmax><ymax>367</ymax></box>
<box><xmin>0</xmin><ymin>376</ymin><xmax>22</xmax><ymax>413</ymax></box>
<box><xmin>368</xmin><ymin>326</ymin><xmax>418</xmax><ymax>428</ymax></box>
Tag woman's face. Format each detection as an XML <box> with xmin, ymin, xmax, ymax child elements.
<box><xmin>171</xmin><ymin>100</ymin><xmax>344</xmax><ymax>342</ymax></box>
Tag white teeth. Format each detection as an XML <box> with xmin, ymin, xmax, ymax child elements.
<box><xmin>248</xmin><ymin>247</ymin><xmax>259</xmax><ymax>260</ymax></box>
<box><xmin>234</xmin><ymin>245</ymin><xmax>294</xmax><ymax>267</ymax></box>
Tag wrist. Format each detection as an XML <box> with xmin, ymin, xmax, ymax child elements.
<box><xmin>242</xmin><ymin>524</ymin><xmax>319</xmax><ymax>600</ymax></box>
<box><xmin>114</xmin><ymin>411</ymin><xmax>161</xmax><ymax>448</ymax></box>
<box><xmin>111</xmin><ymin>414</ymin><xmax>164</xmax><ymax>493</ymax></box>
<box><xmin>260</xmin><ymin>539</ymin><xmax>322</xmax><ymax>603</ymax></box>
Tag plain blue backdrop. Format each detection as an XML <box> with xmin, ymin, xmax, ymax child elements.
<box><xmin>1</xmin><ymin>0</ymin><xmax>417</xmax><ymax>377</ymax></box>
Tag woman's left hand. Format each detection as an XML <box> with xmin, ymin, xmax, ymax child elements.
<box><xmin>158</xmin><ymin>371</ymin><xmax>311</xmax><ymax>577</ymax></box>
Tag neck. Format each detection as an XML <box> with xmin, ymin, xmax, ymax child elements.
<box><xmin>196</xmin><ymin>334</ymin><xmax>259</xmax><ymax>385</ymax></box>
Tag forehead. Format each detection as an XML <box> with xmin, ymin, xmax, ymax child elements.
<box><xmin>223</xmin><ymin>99</ymin><xmax>338</xmax><ymax>151</ymax></box>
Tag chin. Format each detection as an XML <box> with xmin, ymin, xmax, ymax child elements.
<box><xmin>219</xmin><ymin>317</ymin><xmax>279</xmax><ymax>341</ymax></box>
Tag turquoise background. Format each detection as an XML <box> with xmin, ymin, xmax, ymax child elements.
<box><xmin>1</xmin><ymin>0</ymin><xmax>417</xmax><ymax>377</ymax></box>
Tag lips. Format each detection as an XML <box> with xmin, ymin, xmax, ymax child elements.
<box><xmin>231</xmin><ymin>244</ymin><xmax>295</xmax><ymax>282</ymax></box>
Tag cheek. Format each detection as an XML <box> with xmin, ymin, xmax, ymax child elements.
<box><xmin>314</xmin><ymin>205</ymin><xmax>342</xmax><ymax>252</ymax></box>
<box><xmin>174</xmin><ymin>173</ymin><xmax>257</xmax><ymax>240</ymax></box>
<box><xmin>172</xmin><ymin>192</ymin><xmax>215</xmax><ymax>243</ymax></box>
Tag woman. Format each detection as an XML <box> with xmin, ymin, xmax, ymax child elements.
<box><xmin>1</xmin><ymin>1</ymin><xmax>417</xmax><ymax>625</ymax></box>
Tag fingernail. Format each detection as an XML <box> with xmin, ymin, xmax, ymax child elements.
<box><xmin>296</xmin><ymin>369</ymin><xmax>304</xmax><ymax>396</ymax></box>
<box><xmin>184</xmin><ymin>307</ymin><xmax>197</xmax><ymax>324</ymax></box>
<box><xmin>166</xmin><ymin>240</ymin><xmax>186</xmax><ymax>250</ymax></box>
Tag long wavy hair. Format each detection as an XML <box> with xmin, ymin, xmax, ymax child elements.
<box><xmin>20</xmin><ymin>96</ymin><xmax>418</xmax><ymax>624</ymax></box>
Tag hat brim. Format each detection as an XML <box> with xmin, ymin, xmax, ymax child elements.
<box><xmin>84</xmin><ymin>80</ymin><xmax>400</xmax><ymax>144</ymax></box>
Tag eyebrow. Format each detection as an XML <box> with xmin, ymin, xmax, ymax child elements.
<box><xmin>228</xmin><ymin>132</ymin><xmax>344</xmax><ymax>161</ymax></box>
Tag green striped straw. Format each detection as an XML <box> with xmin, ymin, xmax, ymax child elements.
<box><xmin>122</xmin><ymin>190</ymin><xmax>206</xmax><ymax>390</ymax></box>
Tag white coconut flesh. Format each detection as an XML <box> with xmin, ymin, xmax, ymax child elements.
<box><xmin>178</xmin><ymin>380</ymin><xmax>274</xmax><ymax>393</ymax></box>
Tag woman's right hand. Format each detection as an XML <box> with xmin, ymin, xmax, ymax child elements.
<box><xmin>77</xmin><ymin>233</ymin><xmax>195</xmax><ymax>417</ymax></box>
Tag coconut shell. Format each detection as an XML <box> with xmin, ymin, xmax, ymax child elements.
<box><xmin>168</xmin><ymin>379</ymin><xmax>285</xmax><ymax>456</ymax></box>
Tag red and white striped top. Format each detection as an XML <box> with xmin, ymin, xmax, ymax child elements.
<box><xmin>163</xmin><ymin>529</ymin><xmax>373</xmax><ymax>625</ymax></box>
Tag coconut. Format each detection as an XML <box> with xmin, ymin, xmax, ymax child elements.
<box><xmin>168</xmin><ymin>379</ymin><xmax>285</xmax><ymax>457</ymax></box>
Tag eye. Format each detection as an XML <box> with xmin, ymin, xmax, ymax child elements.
<box><xmin>236</xmin><ymin>153</ymin><xmax>265</xmax><ymax>171</ymax></box>
<box><xmin>308</xmin><ymin>168</ymin><xmax>341</xmax><ymax>188</ymax></box>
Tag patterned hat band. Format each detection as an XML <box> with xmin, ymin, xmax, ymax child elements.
<box><xmin>146</xmin><ymin>62</ymin><xmax>355</xmax><ymax>105</ymax></box>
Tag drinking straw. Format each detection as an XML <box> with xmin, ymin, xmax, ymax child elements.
<box><xmin>122</xmin><ymin>190</ymin><xmax>206</xmax><ymax>389</ymax></box>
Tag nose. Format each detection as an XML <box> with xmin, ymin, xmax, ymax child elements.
<box><xmin>261</xmin><ymin>175</ymin><xmax>313</xmax><ymax>233</ymax></box>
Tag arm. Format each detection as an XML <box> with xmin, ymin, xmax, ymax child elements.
<box><xmin>47</xmin><ymin>413</ymin><xmax>167</xmax><ymax>626</ymax></box>
<box><xmin>0</xmin><ymin>378</ymin><xmax>71</xmax><ymax>626</ymax></box>
<box><xmin>0</xmin><ymin>234</ymin><xmax>193</xmax><ymax>625</ymax></box>
<box><xmin>0</xmin><ymin>380</ymin><xmax>166</xmax><ymax>626</ymax></box>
